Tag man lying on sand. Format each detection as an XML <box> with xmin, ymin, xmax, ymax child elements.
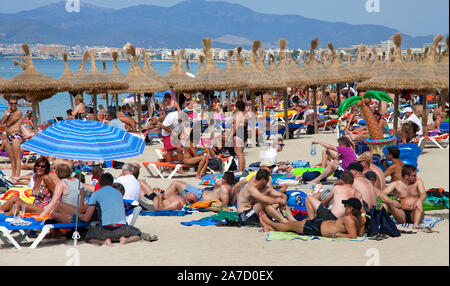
<box><xmin>259</xmin><ymin>198</ymin><xmax>365</xmax><ymax>239</ymax></box>
<box><xmin>381</xmin><ymin>164</ymin><xmax>426</xmax><ymax>228</ymax></box>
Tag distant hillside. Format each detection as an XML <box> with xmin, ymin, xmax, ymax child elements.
<box><xmin>0</xmin><ymin>0</ymin><xmax>438</xmax><ymax>49</ymax></box>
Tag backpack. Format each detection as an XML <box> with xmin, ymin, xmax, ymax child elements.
<box><xmin>367</xmin><ymin>206</ymin><xmax>401</xmax><ymax>238</ymax></box>
<box><xmin>207</xmin><ymin>157</ymin><xmax>223</xmax><ymax>172</ymax></box>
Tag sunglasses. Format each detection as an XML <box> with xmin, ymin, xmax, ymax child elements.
<box><xmin>278</xmin><ymin>144</ymin><xmax>285</xmax><ymax>147</ymax></box>
<box><xmin>36</xmin><ymin>164</ymin><xmax>47</xmax><ymax>169</ymax></box>
<box><xmin>9</xmin><ymin>102</ymin><xmax>18</xmax><ymax>105</ymax></box>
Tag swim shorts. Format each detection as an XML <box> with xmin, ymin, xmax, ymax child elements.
<box><xmin>303</xmin><ymin>218</ymin><xmax>324</xmax><ymax>236</ymax></box>
<box><xmin>162</xmin><ymin>135</ymin><xmax>176</xmax><ymax>151</ymax></box>
<box><xmin>316</xmin><ymin>203</ymin><xmax>337</xmax><ymax>221</ymax></box>
<box><xmin>238</xmin><ymin>208</ymin><xmax>260</xmax><ymax>226</ymax></box>
<box><xmin>403</xmin><ymin>209</ymin><xmax>413</xmax><ymax>224</ymax></box>
<box><xmin>7</xmin><ymin>132</ymin><xmax>23</xmax><ymax>143</ymax></box>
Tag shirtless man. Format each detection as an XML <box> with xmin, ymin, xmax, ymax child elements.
<box><xmin>179</xmin><ymin>137</ymin><xmax>208</xmax><ymax>179</ymax></box>
<box><xmin>161</xmin><ymin>171</ymin><xmax>236</xmax><ymax>206</ymax></box>
<box><xmin>381</xmin><ymin>165</ymin><xmax>426</xmax><ymax>228</ymax></box>
<box><xmin>347</xmin><ymin>162</ymin><xmax>378</xmax><ymax>211</ymax></box>
<box><xmin>1</xmin><ymin>96</ymin><xmax>23</xmax><ymax>178</ymax></box>
<box><xmin>305</xmin><ymin>171</ymin><xmax>363</xmax><ymax>220</ymax></box>
<box><xmin>237</xmin><ymin>169</ymin><xmax>287</xmax><ymax>226</ymax></box>
<box><xmin>357</xmin><ymin>152</ymin><xmax>386</xmax><ymax>191</ymax></box>
<box><xmin>382</xmin><ymin>146</ymin><xmax>404</xmax><ymax>182</ymax></box>
<box><xmin>259</xmin><ymin>198</ymin><xmax>365</xmax><ymax>239</ymax></box>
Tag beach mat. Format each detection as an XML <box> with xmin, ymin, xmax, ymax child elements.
<box><xmin>266</xmin><ymin>231</ymin><xmax>366</xmax><ymax>242</ymax></box>
<box><xmin>393</xmin><ymin>217</ymin><xmax>444</xmax><ymax>229</ymax></box>
<box><xmin>140</xmin><ymin>210</ymin><xmax>191</xmax><ymax>216</ymax></box>
<box><xmin>181</xmin><ymin>211</ymin><xmax>239</xmax><ymax>227</ymax></box>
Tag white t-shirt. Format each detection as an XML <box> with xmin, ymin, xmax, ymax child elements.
<box><xmin>109</xmin><ymin>119</ymin><xmax>125</xmax><ymax>131</ymax></box>
<box><xmin>407</xmin><ymin>114</ymin><xmax>423</xmax><ymax>135</ymax></box>
<box><xmin>261</xmin><ymin>148</ymin><xmax>278</xmax><ymax>165</ymax></box>
<box><xmin>161</xmin><ymin>111</ymin><xmax>179</xmax><ymax>137</ymax></box>
<box><xmin>114</xmin><ymin>174</ymin><xmax>141</xmax><ymax>202</ymax></box>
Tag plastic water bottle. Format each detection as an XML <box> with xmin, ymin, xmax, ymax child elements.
<box><xmin>310</xmin><ymin>143</ymin><xmax>317</xmax><ymax>156</ymax></box>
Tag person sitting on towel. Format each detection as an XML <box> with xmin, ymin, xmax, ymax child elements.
<box><xmin>259</xmin><ymin>198</ymin><xmax>365</xmax><ymax>239</ymax></box>
<box><xmin>304</xmin><ymin>171</ymin><xmax>363</xmax><ymax>221</ymax></box>
<box><xmin>237</xmin><ymin>169</ymin><xmax>287</xmax><ymax>226</ymax></box>
<box><xmin>380</xmin><ymin>164</ymin><xmax>426</xmax><ymax>229</ymax></box>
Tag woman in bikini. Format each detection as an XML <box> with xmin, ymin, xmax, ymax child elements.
<box><xmin>227</xmin><ymin>100</ymin><xmax>248</xmax><ymax>172</ymax></box>
<box><xmin>0</xmin><ymin>157</ymin><xmax>55</xmax><ymax>216</ymax></box>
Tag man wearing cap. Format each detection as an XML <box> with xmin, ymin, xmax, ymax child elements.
<box><xmin>305</xmin><ymin>171</ymin><xmax>363</xmax><ymax>221</ymax></box>
<box><xmin>381</xmin><ymin>164</ymin><xmax>426</xmax><ymax>228</ymax></box>
<box><xmin>403</xmin><ymin>106</ymin><xmax>423</xmax><ymax>136</ymax></box>
<box><xmin>259</xmin><ymin>198</ymin><xmax>365</xmax><ymax>239</ymax></box>
<box><xmin>357</xmin><ymin>152</ymin><xmax>386</xmax><ymax>190</ymax></box>
<box><xmin>347</xmin><ymin>162</ymin><xmax>378</xmax><ymax>211</ymax></box>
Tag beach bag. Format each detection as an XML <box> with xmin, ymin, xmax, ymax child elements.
<box><xmin>367</xmin><ymin>206</ymin><xmax>400</xmax><ymax>238</ymax></box>
<box><xmin>301</xmin><ymin>171</ymin><xmax>321</xmax><ymax>182</ymax></box>
<box><xmin>207</xmin><ymin>157</ymin><xmax>223</xmax><ymax>172</ymax></box>
<box><xmin>291</xmin><ymin>160</ymin><xmax>311</xmax><ymax>168</ymax></box>
<box><xmin>306</xmin><ymin>125</ymin><xmax>315</xmax><ymax>134</ymax></box>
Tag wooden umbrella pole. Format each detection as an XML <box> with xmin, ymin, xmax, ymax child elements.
<box><xmin>31</xmin><ymin>99</ymin><xmax>38</xmax><ymax>133</ymax></box>
<box><xmin>393</xmin><ymin>91</ymin><xmax>400</xmax><ymax>138</ymax></box>
<box><xmin>336</xmin><ymin>83</ymin><xmax>341</xmax><ymax>107</ymax></box>
<box><xmin>283</xmin><ymin>88</ymin><xmax>289</xmax><ymax>139</ymax></box>
<box><xmin>105</xmin><ymin>92</ymin><xmax>109</xmax><ymax>109</ymax></box>
<box><xmin>115</xmin><ymin>93</ymin><xmax>119</xmax><ymax>113</ymax></box>
<box><xmin>70</xmin><ymin>93</ymin><xmax>74</xmax><ymax>110</ymax></box>
<box><xmin>250</xmin><ymin>90</ymin><xmax>256</xmax><ymax>147</ymax></box>
<box><xmin>422</xmin><ymin>92</ymin><xmax>428</xmax><ymax>135</ymax></box>
<box><xmin>442</xmin><ymin>89</ymin><xmax>448</xmax><ymax>108</ymax></box>
<box><xmin>137</xmin><ymin>93</ymin><xmax>142</xmax><ymax>132</ymax></box>
<box><xmin>306</xmin><ymin>87</ymin><xmax>310</xmax><ymax>106</ymax></box>
<box><xmin>35</xmin><ymin>100</ymin><xmax>42</xmax><ymax>128</ymax></box>
<box><xmin>312</xmin><ymin>86</ymin><xmax>318</xmax><ymax>134</ymax></box>
<box><xmin>133</xmin><ymin>93</ymin><xmax>137</xmax><ymax>113</ymax></box>
<box><xmin>93</xmin><ymin>93</ymin><xmax>98</xmax><ymax>121</ymax></box>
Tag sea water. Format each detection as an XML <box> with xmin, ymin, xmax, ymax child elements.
<box><xmin>0</xmin><ymin>58</ymin><xmax>226</xmax><ymax>122</ymax></box>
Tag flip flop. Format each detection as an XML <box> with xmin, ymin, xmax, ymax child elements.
<box><xmin>419</xmin><ymin>227</ymin><xmax>439</xmax><ymax>233</ymax></box>
<box><xmin>399</xmin><ymin>230</ymin><xmax>417</xmax><ymax>234</ymax></box>
<box><xmin>141</xmin><ymin>233</ymin><xmax>158</xmax><ymax>242</ymax></box>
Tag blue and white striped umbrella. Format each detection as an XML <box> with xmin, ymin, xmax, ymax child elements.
<box><xmin>22</xmin><ymin>120</ymin><xmax>145</xmax><ymax>161</ymax></box>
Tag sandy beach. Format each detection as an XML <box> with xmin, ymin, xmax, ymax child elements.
<box><xmin>0</xmin><ymin>132</ymin><xmax>448</xmax><ymax>266</ymax></box>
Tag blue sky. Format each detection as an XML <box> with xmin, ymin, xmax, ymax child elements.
<box><xmin>0</xmin><ymin>0</ymin><xmax>448</xmax><ymax>36</ymax></box>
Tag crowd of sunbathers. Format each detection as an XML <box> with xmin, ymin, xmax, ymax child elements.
<box><xmin>1</xmin><ymin>86</ymin><xmax>447</xmax><ymax>246</ymax></box>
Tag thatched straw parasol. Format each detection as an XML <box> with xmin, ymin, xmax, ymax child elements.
<box><xmin>0</xmin><ymin>75</ymin><xmax>8</xmax><ymax>93</ymax></box>
<box><xmin>325</xmin><ymin>43</ymin><xmax>354</xmax><ymax>84</ymax></box>
<box><xmin>142</xmin><ymin>49</ymin><xmax>167</xmax><ymax>84</ymax></box>
<box><xmin>2</xmin><ymin>44</ymin><xmax>67</xmax><ymax>97</ymax></box>
<box><xmin>438</xmin><ymin>37</ymin><xmax>449</xmax><ymax>107</ymax></box>
<box><xmin>347</xmin><ymin>44</ymin><xmax>373</xmax><ymax>83</ymax></box>
<box><xmin>162</xmin><ymin>49</ymin><xmax>196</xmax><ymax>93</ymax></box>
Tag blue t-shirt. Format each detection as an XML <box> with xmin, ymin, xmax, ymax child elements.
<box><xmin>88</xmin><ymin>185</ymin><xmax>127</xmax><ymax>226</ymax></box>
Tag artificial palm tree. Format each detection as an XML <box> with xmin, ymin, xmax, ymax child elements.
<box><xmin>337</xmin><ymin>90</ymin><xmax>392</xmax><ymax>140</ymax></box>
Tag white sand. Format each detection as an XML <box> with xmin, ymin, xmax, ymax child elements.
<box><xmin>0</xmin><ymin>133</ymin><xmax>448</xmax><ymax>266</ymax></box>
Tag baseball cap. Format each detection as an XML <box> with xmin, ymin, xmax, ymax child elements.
<box><xmin>403</xmin><ymin>107</ymin><xmax>413</xmax><ymax>113</ymax></box>
<box><xmin>260</xmin><ymin>160</ymin><xmax>276</xmax><ymax>168</ymax></box>
<box><xmin>364</xmin><ymin>171</ymin><xmax>378</xmax><ymax>182</ymax></box>
<box><xmin>342</xmin><ymin>198</ymin><xmax>362</xmax><ymax>211</ymax></box>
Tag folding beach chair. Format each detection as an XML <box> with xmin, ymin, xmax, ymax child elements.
<box><xmin>141</xmin><ymin>161</ymin><xmax>196</xmax><ymax>179</ymax></box>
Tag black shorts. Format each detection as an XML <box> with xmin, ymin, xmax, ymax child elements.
<box><xmin>239</xmin><ymin>208</ymin><xmax>260</xmax><ymax>226</ymax></box>
<box><xmin>303</xmin><ymin>218</ymin><xmax>324</xmax><ymax>236</ymax></box>
<box><xmin>316</xmin><ymin>204</ymin><xmax>337</xmax><ymax>221</ymax></box>
<box><xmin>85</xmin><ymin>225</ymin><xmax>141</xmax><ymax>242</ymax></box>
<box><xmin>403</xmin><ymin>210</ymin><xmax>413</xmax><ymax>224</ymax></box>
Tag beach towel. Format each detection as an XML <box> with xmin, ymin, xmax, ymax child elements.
<box><xmin>266</xmin><ymin>231</ymin><xmax>366</xmax><ymax>242</ymax></box>
<box><xmin>291</xmin><ymin>160</ymin><xmax>311</xmax><ymax>168</ymax></box>
<box><xmin>393</xmin><ymin>217</ymin><xmax>444</xmax><ymax>229</ymax></box>
<box><xmin>180</xmin><ymin>211</ymin><xmax>239</xmax><ymax>227</ymax></box>
<box><xmin>1</xmin><ymin>187</ymin><xmax>34</xmax><ymax>205</ymax></box>
<box><xmin>292</xmin><ymin>167</ymin><xmax>325</xmax><ymax>176</ymax></box>
<box><xmin>139</xmin><ymin>210</ymin><xmax>190</xmax><ymax>216</ymax></box>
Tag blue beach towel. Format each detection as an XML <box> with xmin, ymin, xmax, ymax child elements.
<box><xmin>180</xmin><ymin>218</ymin><xmax>221</xmax><ymax>226</ymax></box>
<box><xmin>140</xmin><ymin>210</ymin><xmax>191</xmax><ymax>216</ymax></box>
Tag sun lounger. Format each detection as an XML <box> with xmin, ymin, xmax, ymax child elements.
<box><xmin>142</xmin><ymin>161</ymin><xmax>195</xmax><ymax>179</ymax></box>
